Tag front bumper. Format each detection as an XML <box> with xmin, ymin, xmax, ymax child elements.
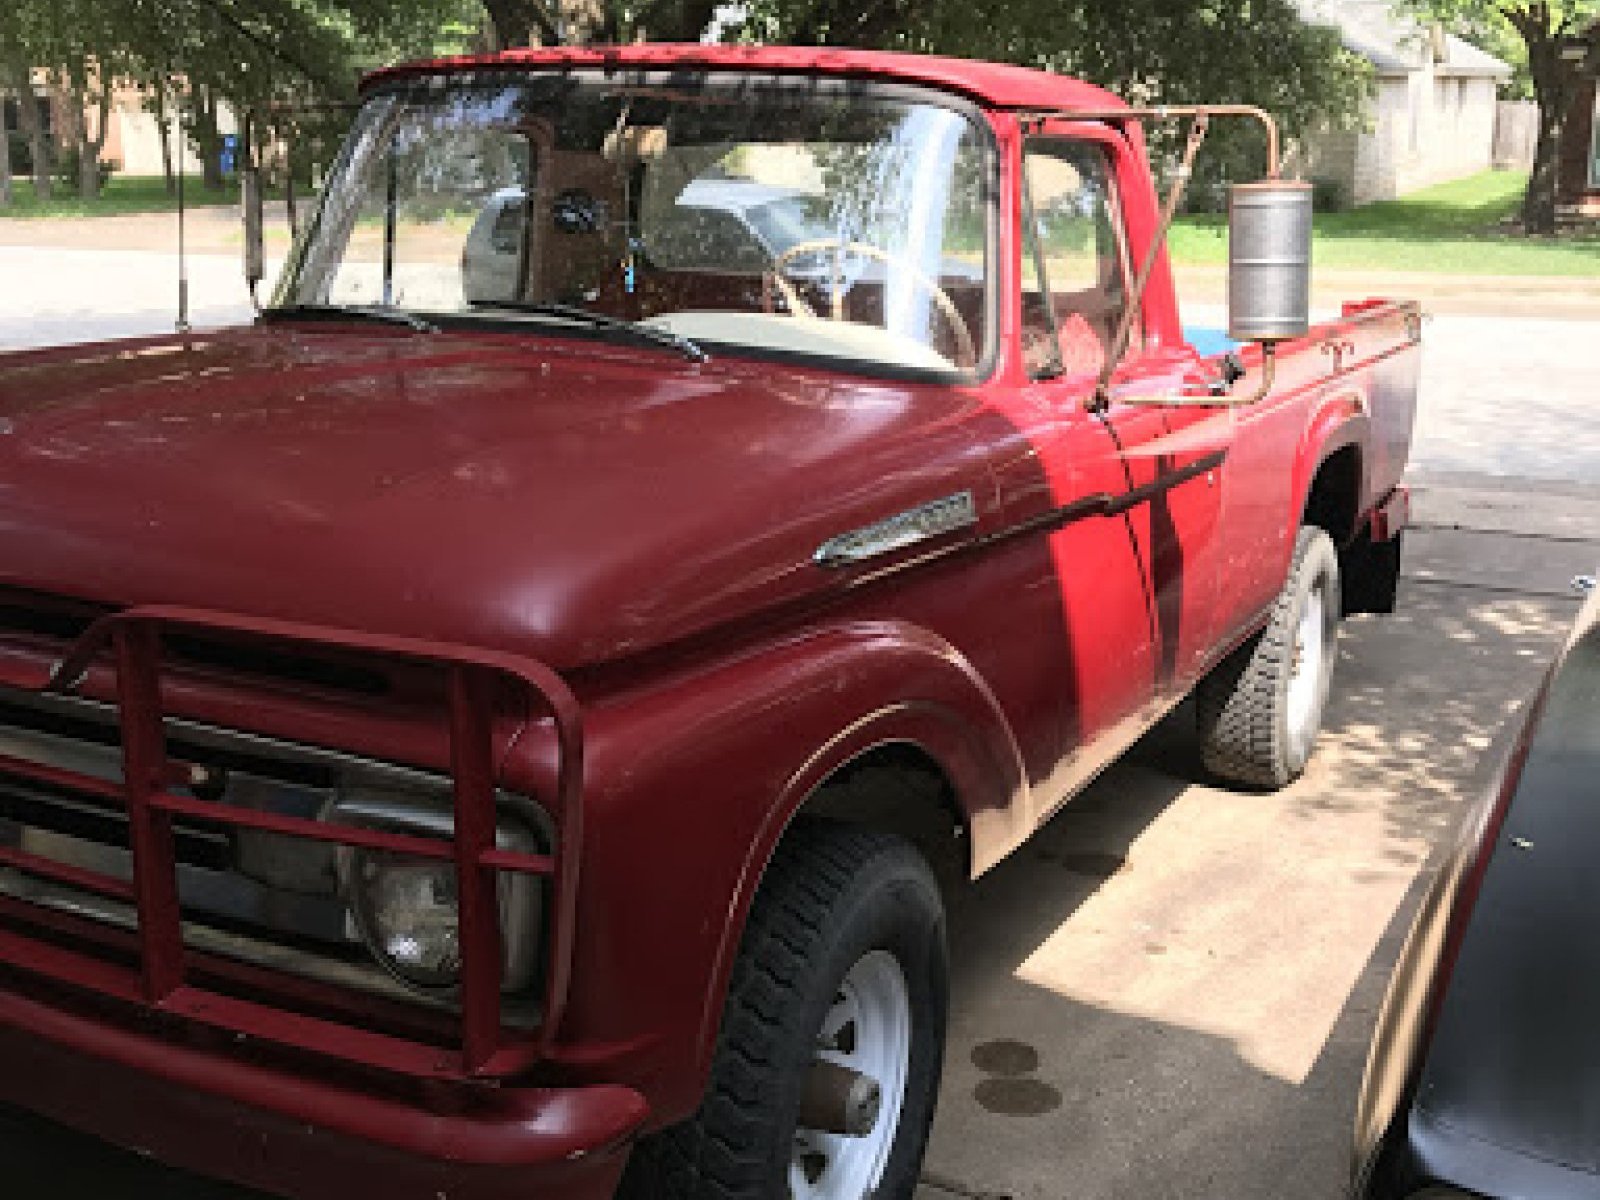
<box><xmin>0</xmin><ymin>976</ymin><xmax>647</xmax><ymax>1200</ymax></box>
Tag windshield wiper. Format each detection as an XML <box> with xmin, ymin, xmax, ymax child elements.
<box><xmin>467</xmin><ymin>300</ymin><xmax>708</xmax><ymax>364</ymax></box>
<box><xmin>267</xmin><ymin>304</ymin><xmax>440</xmax><ymax>334</ymax></box>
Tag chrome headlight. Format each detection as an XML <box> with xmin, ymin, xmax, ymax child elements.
<box><xmin>332</xmin><ymin>791</ymin><xmax>543</xmax><ymax>996</ymax></box>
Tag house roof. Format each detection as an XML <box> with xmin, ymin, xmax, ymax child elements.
<box><xmin>1296</xmin><ymin>0</ymin><xmax>1513</xmax><ymax>78</ymax></box>
<box><xmin>361</xmin><ymin>44</ymin><xmax>1127</xmax><ymax>112</ymax></box>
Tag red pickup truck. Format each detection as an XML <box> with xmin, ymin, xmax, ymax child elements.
<box><xmin>0</xmin><ymin>45</ymin><xmax>1416</xmax><ymax>1200</ymax></box>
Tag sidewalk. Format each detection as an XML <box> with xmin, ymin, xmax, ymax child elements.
<box><xmin>0</xmin><ymin>202</ymin><xmax>295</xmax><ymax>257</ymax></box>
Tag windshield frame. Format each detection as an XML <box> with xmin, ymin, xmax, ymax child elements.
<box><xmin>267</xmin><ymin>68</ymin><xmax>1002</xmax><ymax>385</ymax></box>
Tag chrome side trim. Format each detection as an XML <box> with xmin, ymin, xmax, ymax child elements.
<box><xmin>813</xmin><ymin>491</ymin><xmax>978</xmax><ymax>568</ymax></box>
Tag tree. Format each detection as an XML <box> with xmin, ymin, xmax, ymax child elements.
<box><xmin>1403</xmin><ymin>0</ymin><xmax>1599</xmax><ymax>233</ymax></box>
<box><xmin>1</xmin><ymin>0</ymin><xmax>1365</xmax><ymax>207</ymax></box>
<box><xmin>0</xmin><ymin>0</ymin><xmax>131</xmax><ymax>199</ymax></box>
<box><xmin>0</xmin><ymin>99</ymin><xmax>10</xmax><ymax>208</ymax></box>
<box><xmin>473</xmin><ymin>0</ymin><xmax>725</xmax><ymax>45</ymax></box>
<box><xmin>481</xmin><ymin>0</ymin><xmax>561</xmax><ymax>46</ymax></box>
<box><xmin>731</xmin><ymin>0</ymin><xmax>1369</xmax><ymax>198</ymax></box>
<box><xmin>463</xmin><ymin>0</ymin><xmax>1369</xmax><ymax>171</ymax></box>
<box><xmin>150</xmin><ymin>81</ymin><xmax>176</xmax><ymax>195</ymax></box>
<box><xmin>54</xmin><ymin>3</ymin><xmax>131</xmax><ymax>199</ymax></box>
<box><xmin>0</xmin><ymin>2</ymin><xmax>55</xmax><ymax>200</ymax></box>
<box><xmin>0</xmin><ymin>9</ymin><xmax>14</xmax><ymax>207</ymax></box>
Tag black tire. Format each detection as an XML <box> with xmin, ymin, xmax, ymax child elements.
<box><xmin>1197</xmin><ymin>525</ymin><xmax>1341</xmax><ymax>788</ymax></box>
<box><xmin>621</xmin><ymin>819</ymin><xmax>948</xmax><ymax>1200</ymax></box>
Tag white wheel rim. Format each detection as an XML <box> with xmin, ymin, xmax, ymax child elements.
<box><xmin>1286</xmin><ymin>581</ymin><xmax>1327</xmax><ymax>755</ymax></box>
<box><xmin>791</xmin><ymin>950</ymin><xmax>911</xmax><ymax>1200</ymax></box>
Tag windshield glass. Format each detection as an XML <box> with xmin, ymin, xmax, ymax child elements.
<box><xmin>275</xmin><ymin>72</ymin><xmax>994</xmax><ymax>374</ymax></box>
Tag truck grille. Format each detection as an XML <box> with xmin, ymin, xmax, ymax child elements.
<box><xmin>0</xmin><ymin>599</ymin><xmax>583</xmax><ymax>1080</ymax></box>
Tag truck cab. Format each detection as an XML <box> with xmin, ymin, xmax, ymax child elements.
<box><xmin>0</xmin><ymin>45</ymin><xmax>1417</xmax><ymax>1200</ymax></box>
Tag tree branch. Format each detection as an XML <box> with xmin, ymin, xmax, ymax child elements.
<box><xmin>482</xmin><ymin>0</ymin><xmax>562</xmax><ymax>47</ymax></box>
<box><xmin>185</xmin><ymin>0</ymin><xmax>346</xmax><ymax>93</ymax></box>
<box><xmin>633</xmin><ymin>0</ymin><xmax>724</xmax><ymax>41</ymax></box>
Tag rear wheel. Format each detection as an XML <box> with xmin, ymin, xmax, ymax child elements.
<box><xmin>622</xmin><ymin>820</ymin><xmax>947</xmax><ymax>1200</ymax></box>
<box><xmin>1197</xmin><ymin>525</ymin><xmax>1341</xmax><ymax>788</ymax></box>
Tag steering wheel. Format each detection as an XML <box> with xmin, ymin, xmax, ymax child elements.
<box><xmin>763</xmin><ymin>238</ymin><xmax>977</xmax><ymax>369</ymax></box>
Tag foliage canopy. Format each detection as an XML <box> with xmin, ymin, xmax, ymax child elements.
<box><xmin>1400</xmin><ymin>0</ymin><xmax>1599</xmax><ymax>232</ymax></box>
<box><xmin>2</xmin><ymin>0</ymin><xmax>1370</xmax><ymax>208</ymax></box>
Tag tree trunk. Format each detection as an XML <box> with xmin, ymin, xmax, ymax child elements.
<box><xmin>88</xmin><ymin>72</ymin><xmax>112</xmax><ymax>195</ymax></box>
<box><xmin>1516</xmin><ymin>14</ymin><xmax>1571</xmax><ymax>237</ymax></box>
<box><xmin>1524</xmin><ymin>98</ymin><xmax>1563</xmax><ymax>234</ymax></box>
<box><xmin>190</xmin><ymin>85</ymin><xmax>225</xmax><ymax>191</ymax></box>
<box><xmin>0</xmin><ymin>62</ymin><xmax>13</xmax><ymax>208</ymax></box>
<box><xmin>560</xmin><ymin>0</ymin><xmax>622</xmax><ymax>41</ymax></box>
<box><xmin>155</xmin><ymin>86</ymin><xmax>174</xmax><ymax>196</ymax></box>
<box><xmin>66</xmin><ymin>60</ymin><xmax>110</xmax><ymax>201</ymax></box>
<box><xmin>6</xmin><ymin>58</ymin><xmax>52</xmax><ymax>201</ymax></box>
<box><xmin>0</xmin><ymin>117</ymin><xmax>11</xmax><ymax>209</ymax></box>
<box><xmin>482</xmin><ymin>0</ymin><xmax>562</xmax><ymax>47</ymax></box>
<box><xmin>633</xmin><ymin>0</ymin><xmax>722</xmax><ymax>40</ymax></box>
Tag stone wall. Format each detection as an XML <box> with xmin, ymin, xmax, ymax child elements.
<box><xmin>1302</xmin><ymin>68</ymin><xmax>1503</xmax><ymax>205</ymax></box>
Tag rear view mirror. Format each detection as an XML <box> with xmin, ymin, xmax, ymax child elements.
<box><xmin>1227</xmin><ymin>180</ymin><xmax>1312</xmax><ymax>343</ymax></box>
<box><xmin>243</xmin><ymin>168</ymin><xmax>265</xmax><ymax>300</ymax></box>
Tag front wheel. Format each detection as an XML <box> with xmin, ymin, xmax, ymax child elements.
<box><xmin>623</xmin><ymin>820</ymin><xmax>947</xmax><ymax>1200</ymax></box>
<box><xmin>1197</xmin><ymin>525</ymin><xmax>1341</xmax><ymax>788</ymax></box>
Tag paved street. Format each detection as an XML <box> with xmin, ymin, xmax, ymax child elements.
<box><xmin>0</xmin><ymin>224</ymin><xmax>1598</xmax><ymax>1199</ymax></box>
<box><xmin>0</xmin><ymin>246</ymin><xmax>262</xmax><ymax>351</ymax></box>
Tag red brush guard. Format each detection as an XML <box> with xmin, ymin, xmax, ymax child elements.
<box><xmin>0</xmin><ymin>603</ymin><xmax>583</xmax><ymax>1082</ymax></box>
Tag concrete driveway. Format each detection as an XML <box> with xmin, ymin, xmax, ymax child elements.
<box><xmin>1</xmin><ymin>222</ymin><xmax>1598</xmax><ymax>1199</ymax></box>
<box><xmin>922</xmin><ymin>506</ymin><xmax>1592</xmax><ymax>1200</ymax></box>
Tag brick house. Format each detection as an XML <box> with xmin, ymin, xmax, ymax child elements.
<box><xmin>1558</xmin><ymin>23</ymin><xmax>1600</xmax><ymax>215</ymax></box>
<box><xmin>1295</xmin><ymin>0</ymin><xmax>1512</xmax><ymax>206</ymax></box>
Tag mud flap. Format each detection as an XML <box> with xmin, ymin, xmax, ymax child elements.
<box><xmin>1341</xmin><ymin>529</ymin><xmax>1402</xmax><ymax>616</ymax></box>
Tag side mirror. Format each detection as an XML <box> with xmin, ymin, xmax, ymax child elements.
<box><xmin>1227</xmin><ymin>180</ymin><xmax>1312</xmax><ymax>343</ymax></box>
<box><xmin>243</xmin><ymin>168</ymin><xmax>265</xmax><ymax>300</ymax></box>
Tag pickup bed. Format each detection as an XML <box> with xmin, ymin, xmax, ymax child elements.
<box><xmin>0</xmin><ymin>44</ymin><xmax>1417</xmax><ymax>1200</ymax></box>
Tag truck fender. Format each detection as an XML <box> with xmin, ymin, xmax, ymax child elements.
<box><xmin>563</xmin><ymin>619</ymin><xmax>1028</xmax><ymax>1123</ymax></box>
<box><xmin>1289</xmin><ymin>389</ymin><xmax>1371</xmax><ymax>544</ymax></box>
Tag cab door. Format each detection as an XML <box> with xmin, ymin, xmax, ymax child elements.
<box><xmin>1013</xmin><ymin>130</ymin><xmax>1228</xmax><ymax>804</ymax></box>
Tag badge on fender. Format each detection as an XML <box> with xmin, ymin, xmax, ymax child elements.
<box><xmin>813</xmin><ymin>491</ymin><xmax>978</xmax><ymax>568</ymax></box>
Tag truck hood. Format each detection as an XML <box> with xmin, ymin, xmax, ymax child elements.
<box><xmin>0</xmin><ymin>324</ymin><xmax>994</xmax><ymax>672</ymax></box>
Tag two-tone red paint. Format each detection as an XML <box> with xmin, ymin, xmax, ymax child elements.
<box><xmin>0</xmin><ymin>44</ymin><xmax>1419</xmax><ymax>1198</ymax></box>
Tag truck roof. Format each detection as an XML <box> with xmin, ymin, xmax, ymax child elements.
<box><xmin>360</xmin><ymin>43</ymin><xmax>1127</xmax><ymax>113</ymax></box>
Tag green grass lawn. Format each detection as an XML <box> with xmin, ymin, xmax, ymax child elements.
<box><xmin>0</xmin><ymin>174</ymin><xmax>248</xmax><ymax>219</ymax></box>
<box><xmin>1170</xmin><ymin>170</ymin><xmax>1600</xmax><ymax>277</ymax></box>
<box><xmin>8</xmin><ymin>166</ymin><xmax>1595</xmax><ymax>278</ymax></box>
